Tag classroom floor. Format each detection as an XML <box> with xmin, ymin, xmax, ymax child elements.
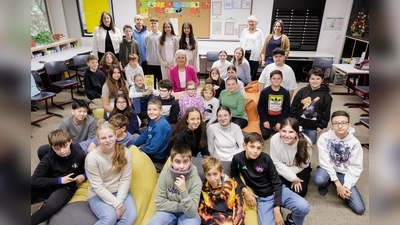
<box><xmin>31</xmin><ymin>76</ymin><xmax>369</xmax><ymax>224</ymax></box>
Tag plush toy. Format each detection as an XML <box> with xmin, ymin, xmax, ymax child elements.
<box><xmin>301</xmin><ymin>96</ymin><xmax>320</xmax><ymax>119</ymax></box>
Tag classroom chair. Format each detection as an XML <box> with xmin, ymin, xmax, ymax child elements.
<box><xmin>44</xmin><ymin>60</ymin><xmax>79</xmax><ymax>109</ymax></box>
<box><xmin>31</xmin><ymin>70</ymin><xmax>63</xmax><ymax>127</ymax></box>
<box><xmin>312</xmin><ymin>57</ymin><xmax>333</xmax><ymax>84</ymax></box>
<box><xmin>72</xmin><ymin>54</ymin><xmax>89</xmax><ymax>95</ymax></box>
<box><xmin>204</xmin><ymin>51</ymin><xmax>219</xmax><ymax>74</ymax></box>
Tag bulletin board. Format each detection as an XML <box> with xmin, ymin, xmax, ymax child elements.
<box><xmin>209</xmin><ymin>0</ymin><xmax>253</xmax><ymax>40</ymax></box>
<box><xmin>136</xmin><ymin>0</ymin><xmax>211</xmax><ymax>38</ymax></box>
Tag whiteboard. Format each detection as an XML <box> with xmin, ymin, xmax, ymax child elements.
<box><xmin>209</xmin><ymin>0</ymin><xmax>253</xmax><ymax>40</ymax></box>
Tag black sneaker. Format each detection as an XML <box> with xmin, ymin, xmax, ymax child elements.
<box><xmin>285</xmin><ymin>213</ymin><xmax>295</xmax><ymax>225</ymax></box>
<box><xmin>318</xmin><ymin>183</ymin><xmax>330</xmax><ymax>196</ymax></box>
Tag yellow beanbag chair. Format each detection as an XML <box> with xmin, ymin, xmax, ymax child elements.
<box><xmin>69</xmin><ymin>145</ymin><xmax>158</xmax><ymax>225</ymax></box>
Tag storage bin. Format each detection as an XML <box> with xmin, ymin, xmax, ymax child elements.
<box><xmin>333</xmin><ymin>71</ymin><xmax>347</xmax><ymax>85</ymax></box>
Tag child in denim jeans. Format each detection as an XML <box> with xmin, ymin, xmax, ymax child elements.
<box><xmin>148</xmin><ymin>144</ymin><xmax>202</xmax><ymax>225</ymax></box>
<box><xmin>231</xmin><ymin>132</ymin><xmax>310</xmax><ymax>225</ymax></box>
<box><xmin>312</xmin><ymin>110</ymin><xmax>365</xmax><ymax>215</ymax></box>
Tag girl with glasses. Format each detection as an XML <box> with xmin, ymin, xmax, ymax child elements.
<box><xmin>178</xmin><ymin>81</ymin><xmax>204</xmax><ymax>120</ymax></box>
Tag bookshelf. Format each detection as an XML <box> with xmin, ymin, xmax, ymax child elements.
<box><xmin>340</xmin><ymin>35</ymin><xmax>369</xmax><ymax>64</ymax></box>
<box><xmin>31</xmin><ymin>38</ymin><xmax>80</xmax><ymax>59</ymax></box>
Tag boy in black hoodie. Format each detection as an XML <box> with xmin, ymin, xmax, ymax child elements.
<box><xmin>157</xmin><ymin>79</ymin><xmax>180</xmax><ymax>128</ymax></box>
<box><xmin>31</xmin><ymin>129</ymin><xmax>86</xmax><ymax>225</ymax></box>
<box><xmin>290</xmin><ymin>68</ymin><xmax>333</xmax><ymax>144</ymax></box>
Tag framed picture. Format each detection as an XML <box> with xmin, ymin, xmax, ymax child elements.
<box><xmin>212</xmin><ymin>1</ymin><xmax>222</xmax><ymax>15</ymax></box>
<box><xmin>225</xmin><ymin>22</ymin><xmax>234</xmax><ymax>35</ymax></box>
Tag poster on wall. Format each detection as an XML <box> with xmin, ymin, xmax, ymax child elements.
<box><xmin>170</xmin><ymin>18</ymin><xmax>179</xmax><ymax>35</ymax></box>
<box><xmin>212</xmin><ymin>21</ymin><xmax>222</xmax><ymax>35</ymax></box>
<box><xmin>241</xmin><ymin>0</ymin><xmax>251</xmax><ymax>9</ymax></box>
<box><xmin>224</xmin><ymin>0</ymin><xmax>232</xmax><ymax>9</ymax></box>
<box><xmin>212</xmin><ymin>1</ymin><xmax>222</xmax><ymax>15</ymax></box>
<box><xmin>225</xmin><ymin>22</ymin><xmax>234</xmax><ymax>35</ymax></box>
<box><xmin>324</xmin><ymin>17</ymin><xmax>344</xmax><ymax>30</ymax></box>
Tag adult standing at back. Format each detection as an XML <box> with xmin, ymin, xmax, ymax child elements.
<box><xmin>92</xmin><ymin>12</ymin><xmax>122</xmax><ymax>61</ymax></box>
<box><xmin>261</xmin><ymin>20</ymin><xmax>290</xmax><ymax>66</ymax></box>
<box><xmin>239</xmin><ymin>15</ymin><xmax>264</xmax><ymax>81</ymax></box>
<box><xmin>133</xmin><ymin>14</ymin><xmax>149</xmax><ymax>75</ymax></box>
<box><xmin>179</xmin><ymin>21</ymin><xmax>200</xmax><ymax>73</ymax></box>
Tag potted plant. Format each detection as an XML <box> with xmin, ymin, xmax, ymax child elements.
<box><xmin>32</xmin><ymin>30</ymin><xmax>55</xmax><ymax>45</ymax></box>
<box><xmin>350</xmin><ymin>8</ymin><xmax>366</xmax><ymax>37</ymax></box>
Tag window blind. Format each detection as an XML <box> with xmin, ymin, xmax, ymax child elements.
<box><xmin>271</xmin><ymin>0</ymin><xmax>326</xmax><ymax>51</ymax></box>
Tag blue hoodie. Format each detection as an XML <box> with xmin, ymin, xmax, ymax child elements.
<box><xmin>133</xmin><ymin>25</ymin><xmax>148</xmax><ymax>61</ymax></box>
<box><xmin>133</xmin><ymin>116</ymin><xmax>172</xmax><ymax>161</ymax></box>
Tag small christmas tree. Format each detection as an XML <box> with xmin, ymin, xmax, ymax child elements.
<box><xmin>350</xmin><ymin>8</ymin><xmax>366</xmax><ymax>35</ymax></box>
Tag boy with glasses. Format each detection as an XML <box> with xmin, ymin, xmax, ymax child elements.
<box><xmin>312</xmin><ymin>110</ymin><xmax>365</xmax><ymax>215</ymax></box>
<box><xmin>156</xmin><ymin>79</ymin><xmax>180</xmax><ymax>127</ymax></box>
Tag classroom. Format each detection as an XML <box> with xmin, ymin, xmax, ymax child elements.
<box><xmin>31</xmin><ymin>0</ymin><xmax>369</xmax><ymax>224</ymax></box>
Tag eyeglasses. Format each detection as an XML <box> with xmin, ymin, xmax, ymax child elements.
<box><xmin>332</xmin><ymin>122</ymin><xmax>349</xmax><ymax>127</ymax></box>
<box><xmin>117</xmin><ymin>101</ymin><xmax>127</xmax><ymax>104</ymax></box>
<box><xmin>187</xmin><ymin>88</ymin><xmax>196</xmax><ymax>91</ymax></box>
<box><xmin>159</xmin><ymin>89</ymin><xmax>168</xmax><ymax>92</ymax></box>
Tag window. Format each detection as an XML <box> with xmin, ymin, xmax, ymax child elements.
<box><xmin>76</xmin><ymin>0</ymin><xmax>114</xmax><ymax>37</ymax></box>
<box><xmin>31</xmin><ymin>0</ymin><xmax>51</xmax><ymax>36</ymax></box>
<box><xmin>272</xmin><ymin>0</ymin><xmax>326</xmax><ymax>51</ymax></box>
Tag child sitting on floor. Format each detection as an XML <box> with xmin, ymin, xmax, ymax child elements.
<box><xmin>148</xmin><ymin>143</ymin><xmax>202</xmax><ymax>225</ymax></box>
<box><xmin>199</xmin><ymin>156</ymin><xmax>245</xmax><ymax>225</ymax></box>
<box><xmin>312</xmin><ymin>110</ymin><xmax>365</xmax><ymax>215</ymax></box>
<box><xmin>133</xmin><ymin>99</ymin><xmax>172</xmax><ymax>163</ymax></box>
<box><xmin>231</xmin><ymin>132</ymin><xmax>310</xmax><ymax>225</ymax></box>
<box><xmin>31</xmin><ymin>129</ymin><xmax>86</xmax><ymax>225</ymax></box>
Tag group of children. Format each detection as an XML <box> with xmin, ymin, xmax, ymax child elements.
<box><xmin>32</xmin><ymin>97</ymin><xmax>365</xmax><ymax>225</ymax></box>
<box><xmin>31</xmin><ymin>13</ymin><xmax>366</xmax><ymax>225</ymax></box>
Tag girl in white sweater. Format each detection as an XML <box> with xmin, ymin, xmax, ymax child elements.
<box><xmin>85</xmin><ymin>121</ymin><xmax>137</xmax><ymax>224</ymax></box>
<box><xmin>207</xmin><ymin>106</ymin><xmax>244</xmax><ymax>161</ymax></box>
<box><xmin>270</xmin><ymin>117</ymin><xmax>313</xmax><ymax>197</ymax></box>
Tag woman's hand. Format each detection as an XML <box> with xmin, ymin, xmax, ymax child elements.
<box><xmin>263</xmin><ymin>121</ymin><xmax>270</xmax><ymax>129</ymax></box>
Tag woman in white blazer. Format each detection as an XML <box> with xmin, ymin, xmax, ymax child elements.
<box><xmin>92</xmin><ymin>12</ymin><xmax>122</xmax><ymax>61</ymax></box>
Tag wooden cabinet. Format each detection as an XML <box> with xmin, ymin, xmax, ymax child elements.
<box><xmin>341</xmin><ymin>35</ymin><xmax>369</xmax><ymax>63</ymax></box>
<box><xmin>31</xmin><ymin>38</ymin><xmax>80</xmax><ymax>59</ymax></box>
